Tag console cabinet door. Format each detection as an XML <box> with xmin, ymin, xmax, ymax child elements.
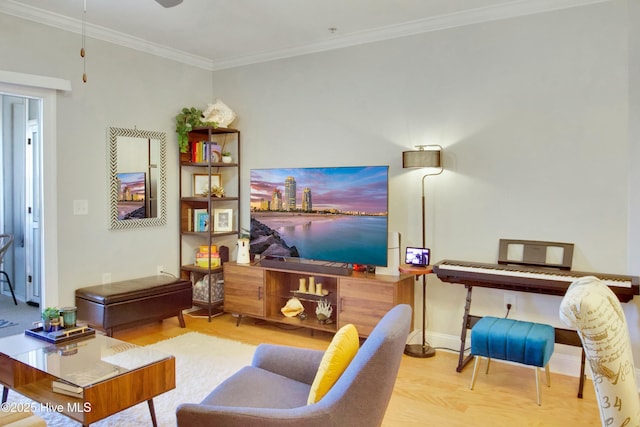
<box><xmin>338</xmin><ymin>278</ymin><xmax>396</xmax><ymax>336</ymax></box>
<box><xmin>223</xmin><ymin>264</ymin><xmax>265</xmax><ymax>317</ymax></box>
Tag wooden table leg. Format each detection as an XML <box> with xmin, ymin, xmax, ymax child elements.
<box><xmin>148</xmin><ymin>398</ymin><xmax>158</xmax><ymax>427</ymax></box>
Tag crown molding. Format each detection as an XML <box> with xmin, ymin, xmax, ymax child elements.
<box><xmin>0</xmin><ymin>0</ymin><xmax>610</xmax><ymax>72</ymax></box>
<box><xmin>210</xmin><ymin>0</ymin><xmax>610</xmax><ymax>70</ymax></box>
<box><xmin>0</xmin><ymin>0</ymin><xmax>214</xmax><ymax>70</ymax></box>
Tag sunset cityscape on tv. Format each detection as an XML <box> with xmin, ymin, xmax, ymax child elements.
<box><xmin>250</xmin><ymin>166</ymin><xmax>389</xmax><ymax>266</ymax></box>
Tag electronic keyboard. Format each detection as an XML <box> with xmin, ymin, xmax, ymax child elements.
<box><xmin>433</xmin><ymin>259</ymin><xmax>639</xmax><ymax>302</ymax></box>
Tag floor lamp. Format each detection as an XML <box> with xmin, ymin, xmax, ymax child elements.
<box><xmin>402</xmin><ymin>145</ymin><xmax>442</xmax><ymax>358</ymax></box>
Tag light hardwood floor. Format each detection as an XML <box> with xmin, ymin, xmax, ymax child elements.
<box><xmin>115</xmin><ymin>312</ymin><xmax>601</xmax><ymax>427</ymax></box>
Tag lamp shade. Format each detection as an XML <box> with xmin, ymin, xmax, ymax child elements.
<box><xmin>402</xmin><ymin>145</ymin><xmax>442</xmax><ymax>172</ymax></box>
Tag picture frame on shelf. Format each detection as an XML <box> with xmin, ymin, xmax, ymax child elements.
<box><xmin>207</xmin><ymin>142</ymin><xmax>222</xmax><ymax>163</ymax></box>
<box><xmin>213</xmin><ymin>208</ymin><xmax>233</xmax><ymax>232</ymax></box>
<box><xmin>193</xmin><ymin>173</ymin><xmax>222</xmax><ymax>196</ymax></box>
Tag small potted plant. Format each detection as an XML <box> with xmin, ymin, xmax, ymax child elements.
<box><xmin>222</xmin><ymin>151</ymin><xmax>232</xmax><ymax>163</ymax></box>
<box><xmin>42</xmin><ymin>307</ymin><xmax>60</xmax><ymax>332</ymax></box>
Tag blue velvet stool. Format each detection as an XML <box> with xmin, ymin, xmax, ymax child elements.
<box><xmin>469</xmin><ymin>316</ymin><xmax>555</xmax><ymax>405</ymax></box>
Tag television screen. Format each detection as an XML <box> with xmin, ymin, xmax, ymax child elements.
<box><xmin>250</xmin><ymin>166</ymin><xmax>389</xmax><ymax>267</ymax></box>
<box><xmin>116</xmin><ymin>172</ymin><xmax>146</xmax><ymax>220</ymax></box>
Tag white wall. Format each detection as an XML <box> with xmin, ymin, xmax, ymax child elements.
<box><xmin>0</xmin><ymin>13</ymin><xmax>212</xmax><ymax>306</ymax></box>
<box><xmin>209</xmin><ymin>0</ymin><xmax>636</xmax><ymax>372</ymax></box>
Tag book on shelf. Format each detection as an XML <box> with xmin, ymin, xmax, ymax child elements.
<box><xmin>193</xmin><ymin>209</ymin><xmax>209</xmax><ymax>232</ymax></box>
<box><xmin>190</xmin><ymin>141</ymin><xmax>221</xmax><ymax>163</ymax></box>
<box><xmin>52</xmin><ymin>386</ymin><xmax>83</xmax><ymax>398</ymax></box>
<box><xmin>192</xmin><ymin>208</ymin><xmax>208</xmax><ymax>232</ymax></box>
<box><xmin>191</xmin><ymin>141</ymin><xmax>202</xmax><ymax>163</ymax></box>
<box><xmin>196</xmin><ymin>251</ymin><xmax>220</xmax><ymax>268</ymax></box>
<box><xmin>52</xmin><ymin>380</ymin><xmax>83</xmax><ymax>394</ymax></box>
<box><xmin>61</xmin><ymin>362</ymin><xmax>120</xmax><ymax>388</ymax></box>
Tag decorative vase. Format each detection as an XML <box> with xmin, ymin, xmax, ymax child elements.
<box><xmin>60</xmin><ymin>306</ymin><xmax>77</xmax><ymax>328</ymax></box>
<box><xmin>222</xmin><ymin>155</ymin><xmax>232</xmax><ymax>163</ymax></box>
<box><xmin>237</xmin><ymin>238</ymin><xmax>250</xmax><ymax>264</ymax></box>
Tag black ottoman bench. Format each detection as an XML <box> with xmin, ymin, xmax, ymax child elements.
<box><xmin>75</xmin><ymin>275</ymin><xmax>192</xmax><ymax>336</ymax></box>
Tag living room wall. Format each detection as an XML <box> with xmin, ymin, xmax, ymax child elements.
<box><xmin>209</xmin><ymin>0</ymin><xmax>636</xmax><ymax>370</ymax></box>
<box><xmin>0</xmin><ymin>13</ymin><xmax>212</xmax><ymax>305</ymax></box>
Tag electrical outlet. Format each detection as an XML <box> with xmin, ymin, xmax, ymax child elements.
<box><xmin>73</xmin><ymin>199</ymin><xmax>89</xmax><ymax>215</ymax></box>
<box><xmin>504</xmin><ymin>293</ymin><xmax>516</xmax><ymax>313</ymax></box>
<box><xmin>157</xmin><ymin>265</ymin><xmax>164</xmax><ymax>275</ymax></box>
<box><xmin>102</xmin><ymin>273</ymin><xmax>112</xmax><ymax>284</ymax></box>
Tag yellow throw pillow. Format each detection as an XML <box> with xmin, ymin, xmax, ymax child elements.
<box><xmin>307</xmin><ymin>323</ymin><xmax>359</xmax><ymax>404</ymax></box>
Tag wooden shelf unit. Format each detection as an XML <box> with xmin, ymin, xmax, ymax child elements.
<box><xmin>179</xmin><ymin>126</ymin><xmax>240</xmax><ymax>320</ymax></box>
<box><xmin>223</xmin><ymin>262</ymin><xmax>414</xmax><ymax>337</ymax></box>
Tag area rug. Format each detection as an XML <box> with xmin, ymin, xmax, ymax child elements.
<box><xmin>6</xmin><ymin>332</ymin><xmax>257</xmax><ymax>426</ymax></box>
<box><xmin>0</xmin><ymin>319</ymin><xmax>17</xmax><ymax>328</ymax></box>
<box><xmin>0</xmin><ymin>295</ymin><xmax>40</xmax><ymax>338</ymax></box>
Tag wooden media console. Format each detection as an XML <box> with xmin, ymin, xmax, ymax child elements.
<box><xmin>223</xmin><ymin>261</ymin><xmax>414</xmax><ymax>337</ymax></box>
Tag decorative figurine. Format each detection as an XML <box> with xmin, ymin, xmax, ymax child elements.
<box><xmin>315</xmin><ymin>299</ymin><xmax>333</xmax><ymax>324</ymax></box>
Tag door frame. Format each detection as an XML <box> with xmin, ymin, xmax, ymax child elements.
<box><xmin>0</xmin><ymin>75</ymin><xmax>67</xmax><ymax>308</ymax></box>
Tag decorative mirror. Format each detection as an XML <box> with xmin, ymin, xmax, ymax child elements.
<box><xmin>109</xmin><ymin>127</ymin><xmax>167</xmax><ymax>230</ymax></box>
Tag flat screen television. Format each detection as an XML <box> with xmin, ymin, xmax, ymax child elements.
<box><xmin>250</xmin><ymin>165</ymin><xmax>389</xmax><ymax>267</ymax></box>
<box><xmin>116</xmin><ymin>172</ymin><xmax>146</xmax><ymax>220</ymax></box>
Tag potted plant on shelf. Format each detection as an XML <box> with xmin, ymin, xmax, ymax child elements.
<box><xmin>222</xmin><ymin>151</ymin><xmax>232</xmax><ymax>163</ymax></box>
<box><xmin>175</xmin><ymin>107</ymin><xmax>218</xmax><ymax>154</ymax></box>
<box><xmin>41</xmin><ymin>307</ymin><xmax>60</xmax><ymax>332</ymax></box>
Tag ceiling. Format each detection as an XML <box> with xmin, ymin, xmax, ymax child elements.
<box><xmin>1</xmin><ymin>0</ymin><xmax>605</xmax><ymax>70</ymax></box>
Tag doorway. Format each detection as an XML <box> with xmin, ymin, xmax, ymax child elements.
<box><xmin>1</xmin><ymin>94</ymin><xmax>42</xmax><ymax>307</ymax></box>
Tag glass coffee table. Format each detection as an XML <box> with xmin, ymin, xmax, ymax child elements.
<box><xmin>0</xmin><ymin>332</ymin><xmax>175</xmax><ymax>426</ymax></box>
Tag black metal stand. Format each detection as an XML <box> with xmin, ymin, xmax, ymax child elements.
<box><xmin>404</xmin><ymin>273</ymin><xmax>435</xmax><ymax>358</ymax></box>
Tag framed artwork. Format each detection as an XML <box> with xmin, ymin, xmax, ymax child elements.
<box><xmin>193</xmin><ymin>173</ymin><xmax>222</xmax><ymax>196</ymax></box>
<box><xmin>214</xmin><ymin>208</ymin><xmax>233</xmax><ymax>232</ymax></box>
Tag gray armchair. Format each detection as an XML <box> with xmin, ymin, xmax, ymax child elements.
<box><xmin>176</xmin><ymin>304</ymin><xmax>412</xmax><ymax>427</ymax></box>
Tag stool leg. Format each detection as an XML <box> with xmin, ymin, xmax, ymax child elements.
<box><xmin>470</xmin><ymin>356</ymin><xmax>481</xmax><ymax>390</ymax></box>
<box><xmin>545</xmin><ymin>363</ymin><xmax>551</xmax><ymax>387</ymax></box>
<box><xmin>535</xmin><ymin>367</ymin><xmax>541</xmax><ymax>406</ymax></box>
<box><xmin>485</xmin><ymin>357</ymin><xmax>491</xmax><ymax>374</ymax></box>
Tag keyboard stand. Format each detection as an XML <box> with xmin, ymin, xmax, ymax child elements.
<box><xmin>455</xmin><ymin>283</ymin><xmax>587</xmax><ymax>398</ymax></box>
